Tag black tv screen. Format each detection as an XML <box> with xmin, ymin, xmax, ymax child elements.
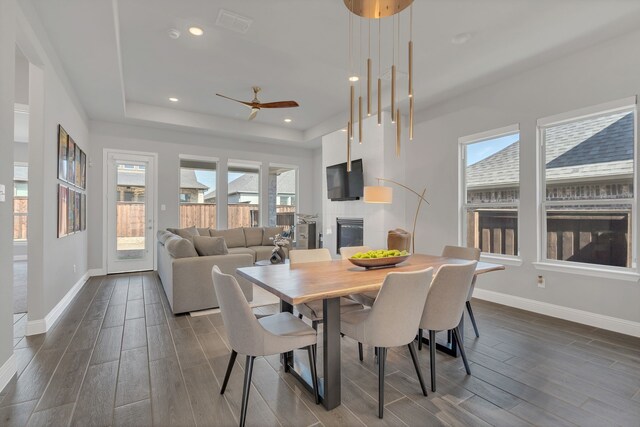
<box><xmin>326</xmin><ymin>159</ymin><xmax>363</xmax><ymax>201</ymax></box>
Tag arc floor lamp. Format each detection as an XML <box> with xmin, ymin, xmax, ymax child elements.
<box><xmin>363</xmin><ymin>178</ymin><xmax>428</xmax><ymax>254</ymax></box>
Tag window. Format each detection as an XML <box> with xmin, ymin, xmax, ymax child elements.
<box><xmin>268</xmin><ymin>166</ymin><xmax>297</xmax><ymax>237</ymax></box>
<box><xmin>179</xmin><ymin>159</ymin><xmax>217</xmax><ymax>229</ymax></box>
<box><xmin>228</xmin><ymin>162</ymin><xmax>260</xmax><ymax>228</ymax></box>
<box><xmin>460</xmin><ymin>125</ymin><xmax>520</xmax><ymax>256</ymax></box>
<box><xmin>13</xmin><ymin>164</ymin><xmax>28</xmax><ymax>241</ymax></box>
<box><xmin>539</xmin><ymin>99</ymin><xmax>636</xmax><ymax>269</ymax></box>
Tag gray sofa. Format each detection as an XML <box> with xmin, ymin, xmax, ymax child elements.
<box><xmin>156</xmin><ymin>226</ymin><xmax>288</xmax><ymax>314</ymax></box>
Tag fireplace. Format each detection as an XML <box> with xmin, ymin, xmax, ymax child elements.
<box><xmin>336</xmin><ymin>218</ymin><xmax>364</xmax><ymax>254</ymax></box>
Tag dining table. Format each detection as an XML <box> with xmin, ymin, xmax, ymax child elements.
<box><xmin>237</xmin><ymin>253</ymin><xmax>505</xmax><ymax>410</ymax></box>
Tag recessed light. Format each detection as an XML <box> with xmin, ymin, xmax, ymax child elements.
<box><xmin>284</xmin><ymin>118</ymin><xmax>292</xmax><ymax>123</ymax></box>
<box><xmin>340</xmin><ymin>128</ymin><xmax>347</xmax><ymax>132</ymax></box>
<box><xmin>451</xmin><ymin>32</ymin><xmax>472</xmax><ymax>45</ymax></box>
<box><xmin>169</xmin><ymin>97</ymin><xmax>179</xmax><ymax>102</ymax></box>
<box><xmin>349</xmin><ymin>75</ymin><xmax>359</xmax><ymax>82</ymax></box>
<box><xmin>168</xmin><ymin>29</ymin><xmax>180</xmax><ymax>39</ymax></box>
<box><xmin>188</xmin><ymin>26</ymin><xmax>204</xmax><ymax>36</ymax></box>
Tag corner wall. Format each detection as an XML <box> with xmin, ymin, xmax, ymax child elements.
<box><xmin>407</xmin><ymin>29</ymin><xmax>640</xmax><ymax>327</ymax></box>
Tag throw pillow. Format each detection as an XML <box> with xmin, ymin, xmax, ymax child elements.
<box><xmin>173</xmin><ymin>226</ymin><xmax>199</xmax><ymax>241</ymax></box>
<box><xmin>157</xmin><ymin>230</ymin><xmax>172</xmax><ymax>245</ymax></box>
<box><xmin>193</xmin><ymin>236</ymin><xmax>229</xmax><ymax>256</ymax></box>
<box><xmin>165</xmin><ymin>237</ymin><xmax>198</xmax><ymax>258</ymax></box>
<box><xmin>196</xmin><ymin>227</ymin><xmax>211</xmax><ymax>237</ymax></box>
<box><xmin>210</xmin><ymin>228</ymin><xmax>246</xmax><ymax>248</ymax></box>
<box><xmin>262</xmin><ymin>226</ymin><xmax>284</xmax><ymax>246</ymax></box>
<box><xmin>243</xmin><ymin>227</ymin><xmax>263</xmax><ymax>247</ymax></box>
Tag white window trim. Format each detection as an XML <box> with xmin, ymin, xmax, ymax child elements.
<box><xmin>537</xmin><ymin>97</ymin><xmax>638</xmax><ymax>275</ymax></box>
<box><xmin>458</xmin><ymin>124</ymin><xmax>521</xmax><ymax>259</ymax></box>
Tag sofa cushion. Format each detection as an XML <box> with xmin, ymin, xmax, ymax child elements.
<box><xmin>193</xmin><ymin>236</ymin><xmax>229</xmax><ymax>256</ymax></box>
<box><xmin>165</xmin><ymin>237</ymin><xmax>198</xmax><ymax>258</ymax></box>
<box><xmin>157</xmin><ymin>230</ymin><xmax>172</xmax><ymax>245</ymax></box>
<box><xmin>227</xmin><ymin>247</ymin><xmax>257</xmax><ymax>261</ymax></box>
<box><xmin>262</xmin><ymin>226</ymin><xmax>284</xmax><ymax>246</ymax></box>
<box><xmin>243</xmin><ymin>227</ymin><xmax>263</xmax><ymax>247</ymax></box>
<box><xmin>197</xmin><ymin>227</ymin><xmax>211</xmax><ymax>237</ymax></box>
<box><xmin>210</xmin><ymin>228</ymin><xmax>246</xmax><ymax>248</ymax></box>
<box><xmin>167</xmin><ymin>226</ymin><xmax>199</xmax><ymax>241</ymax></box>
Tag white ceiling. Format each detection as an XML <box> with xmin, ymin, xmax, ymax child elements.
<box><xmin>30</xmin><ymin>0</ymin><xmax>640</xmax><ymax>146</ymax></box>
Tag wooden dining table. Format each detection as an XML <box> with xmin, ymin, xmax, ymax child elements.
<box><xmin>237</xmin><ymin>253</ymin><xmax>505</xmax><ymax>410</ymax></box>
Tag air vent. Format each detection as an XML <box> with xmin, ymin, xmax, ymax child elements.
<box><xmin>215</xmin><ymin>9</ymin><xmax>253</xmax><ymax>34</ymax></box>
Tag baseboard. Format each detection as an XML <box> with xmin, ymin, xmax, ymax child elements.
<box><xmin>25</xmin><ymin>272</ymin><xmax>90</xmax><ymax>336</ymax></box>
<box><xmin>473</xmin><ymin>288</ymin><xmax>640</xmax><ymax>338</ymax></box>
<box><xmin>88</xmin><ymin>268</ymin><xmax>106</xmax><ymax>277</ymax></box>
<box><xmin>0</xmin><ymin>354</ymin><xmax>16</xmax><ymax>394</ymax></box>
<box><xmin>13</xmin><ymin>255</ymin><xmax>27</xmax><ymax>262</ymax></box>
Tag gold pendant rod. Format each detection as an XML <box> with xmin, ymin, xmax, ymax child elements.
<box><xmin>358</xmin><ymin>96</ymin><xmax>363</xmax><ymax>144</ymax></box>
<box><xmin>347</xmin><ymin>122</ymin><xmax>352</xmax><ymax>172</ymax></box>
<box><xmin>408</xmin><ymin>40</ymin><xmax>413</xmax><ymax>98</ymax></box>
<box><xmin>377</xmin><ymin>78</ymin><xmax>382</xmax><ymax>125</ymax></box>
<box><xmin>409</xmin><ymin>96</ymin><xmax>414</xmax><ymax>141</ymax></box>
<box><xmin>396</xmin><ymin>108</ymin><xmax>401</xmax><ymax>157</ymax></box>
<box><xmin>391</xmin><ymin>65</ymin><xmax>396</xmax><ymax>123</ymax></box>
<box><xmin>367</xmin><ymin>58</ymin><xmax>372</xmax><ymax>116</ymax></box>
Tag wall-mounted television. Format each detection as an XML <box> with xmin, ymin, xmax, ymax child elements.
<box><xmin>326</xmin><ymin>159</ymin><xmax>364</xmax><ymax>201</ymax></box>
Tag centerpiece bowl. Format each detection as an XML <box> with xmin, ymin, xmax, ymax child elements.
<box><xmin>348</xmin><ymin>253</ymin><xmax>411</xmax><ymax>269</ymax></box>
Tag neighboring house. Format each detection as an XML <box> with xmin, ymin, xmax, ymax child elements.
<box><xmin>466</xmin><ymin>112</ymin><xmax>633</xmax><ymax>266</ymax></box>
<box><xmin>204</xmin><ymin>169</ymin><xmax>296</xmax><ymax>205</ymax></box>
<box><xmin>116</xmin><ymin>167</ymin><xmax>209</xmax><ymax>202</ymax></box>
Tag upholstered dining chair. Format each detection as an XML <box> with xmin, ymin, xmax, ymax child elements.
<box><xmin>290</xmin><ymin>248</ymin><xmax>363</xmax><ymax>329</ymax></box>
<box><xmin>441</xmin><ymin>245</ymin><xmax>482</xmax><ymax>338</ymax></box>
<box><xmin>211</xmin><ymin>266</ymin><xmax>320</xmax><ymax>427</ymax></box>
<box><xmin>418</xmin><ymin>261</ymin><xmax>477</xmax><ymax>392</ymax></box>
<box><xmin>340</xmin><ymin>246</ymin><xmax>378</xmax><ymax>307</ymax></box>
<box><xmin>341</xmin><ymin>268</ymin><xmax>433</xmax><ymax>418</ymax></box>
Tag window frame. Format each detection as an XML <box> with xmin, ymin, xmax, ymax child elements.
<box><xmin>536</xmin><ymin>97</ymin><xmax>638</xmax><ymax>276</ymax></box>
<box><xmin>178</xmin><ymin>154</ymin><xmax>219</xmax><ymax>229</ymax></box>
<box><xmin>458</xmin><ymin>124</ymin><xmax>522</xmax><ymax>264</ymax></box>
<box><xmin>269</xmin><ymin>163</ymin><xmax>299</xmax><ymax>238</ymax></box>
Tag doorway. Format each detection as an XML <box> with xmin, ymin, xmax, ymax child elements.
<box><xmin>106</xmin><ymin>151</ymin><xmax>156</xmax><ymax>273</ymax></box>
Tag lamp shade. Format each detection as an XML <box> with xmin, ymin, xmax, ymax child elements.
<box><xmin>363</xmin><ymin>186</ymin><xmax>393</xmax><ymax>203</ymax></box>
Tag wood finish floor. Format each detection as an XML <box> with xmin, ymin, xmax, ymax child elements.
<box><xmin>1</xmin><ymin>272</ymin><xmax>639</xmax><ymax>426</ymax></box>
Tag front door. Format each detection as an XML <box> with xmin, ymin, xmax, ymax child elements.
<box><xmin>106</xmin><ymin>151</ymin><xmax>155</xmax><ymax>273</ymax></box>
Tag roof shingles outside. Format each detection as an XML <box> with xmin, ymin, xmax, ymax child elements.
<box><xmin>204</xmin><ymin>169</ymin><xmax>296</xmax><ymax>200</ymax></box>
<box><xmin>467</xmin><ymin>112</ymin><xmax>634</xmax><ymax>190</ymax></box>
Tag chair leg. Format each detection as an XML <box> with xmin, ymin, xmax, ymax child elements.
<box><xmin>358</xmin><ymin>342</ymin><xmax>363</xmax><ymax>362</ymax></box>
<box><xmin>418</xmin><ymin>328</ymin><xmax>423</xmax><ymax>351</ymax></box>
<box><xmin>407</xmin><ymin>342</ymin><xmax>428</xmax><ymax>396</ymax></box>
<box><xmin>447</xmin><ymin>330</ymin><xmax>452</xmax><ymax>344</ymax></box>
<box><xmin>221</xmin><ymin>350</ymin><xmax>237</xmax><ymax>395</ymax></box>
<box><xmin>312</xmin><ymin>320</ymin><xmax>318</xmax><ymax>331</ymax></box>
<box><xmin>429</xmin><ymin>330</ymin><xmax>436</xmax><ymax>392</ymax></box>
<box><xmin>307</xmin><ymin>345</ymin><xmax>320</xmax><ymax>404</ymax></box>
<box><xmin>452</xmin><ymin>327</ymin><xmax>471</xmax><ymax>375</ymax></box>
<box><xmin>377</xmin><ymin>347</ymin><xmax>387</xmax><ymax>419</ymax></box>
<box><xmin>239</xmin><ymin>355</ymin><xmax>255</xmax><ymax>427</ymax></box>
<box><xmin>298</xmin><ymin>313</ymin><xmax>303</xmax><ymax>320</ymax></box>
<box><xmin>466</xmin><ymin>301</ymin><xmax>480</xmax><ymax>338</ymax></box>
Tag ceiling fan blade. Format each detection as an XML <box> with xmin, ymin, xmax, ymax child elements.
<box><xmin>216</xmin><ymin>93</ymin><xmax>253</xmax><ymax>108</ymax></box>
<box><xmin>248</xmin><ymin>108</ymin><xmax>259</xmax><ymax>120</ymax></box>
<box><xmin>257</xmin><ymin>101</ymin><xmax>300</xmax><ymax>109</ymax></box>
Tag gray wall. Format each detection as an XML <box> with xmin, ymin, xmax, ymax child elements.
<box><xmin>0</xmin><ymin>0</ymin><xmax>17</xmax><ymax>372</ymax></box>
<box><xmin>408</xmin><ymin>29</ymin><xmax>640</xmax><ymax>323</ymax></box>
<box><xmin>88</xmin><ymin>121</ymin><xmax>316</xmax><ymax>272</ymax></box>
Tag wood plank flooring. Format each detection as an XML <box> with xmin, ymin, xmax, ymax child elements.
<box><xmin>1</xmin><ymin>272</ymin><xmax>639</xmax><ymax>426</ymax></box>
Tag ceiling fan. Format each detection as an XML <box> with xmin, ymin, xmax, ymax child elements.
<box><xmin>216</xmin><ymin>87</ymin><xmax>299</xmax><ymax>121</ymax></box>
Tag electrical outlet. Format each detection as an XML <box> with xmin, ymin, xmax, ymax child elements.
<box><xmin>537</xmin><ymin>275</ymin><xmax>545</xmax><ymax>288</ymax></box>
<box><xmin>73</xmin><ymin>264</ymin><xmax>77</xmax><ymax>273</ymax></box>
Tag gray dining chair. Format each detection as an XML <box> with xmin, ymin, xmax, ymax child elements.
<box><xmin>211</xmin><ymin>266</ymin><xmax>320</xmax><ymax>427</ymax></box>
<box><xmin>290</xmin><ymin>248</ymin><xmax>363</xmax><ymax>329</ymax></box>
<box><xmin>340</xmin><ymin>246</ymin><xmax>378</xmax><ymax>307</ymax></box>
<box><xmin>441</xmin><ymin>245</ymin><xmax>482</xmax><ymax>338</ymax></box>
<box><xmin>341</xmin><ymin>268</ymin><xmax>433</xmax><ymax>418</ymax></box>
<box><xmin>418</xmin><ymin>261</ymin><xmax>477</xmax><ymax>392</ymax></box>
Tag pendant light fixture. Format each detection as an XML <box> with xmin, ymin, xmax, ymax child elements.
<box><xmin>344</xmin><ymin>0</ymin><xmax>415</xmax><ymax>161</ymax></box>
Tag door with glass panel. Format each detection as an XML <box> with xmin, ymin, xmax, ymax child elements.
<box><xmin>106</xmin><ymin>152</ymin><xmax>155</xmax><ymax>273</ymax></box>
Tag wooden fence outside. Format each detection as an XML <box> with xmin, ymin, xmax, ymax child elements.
<box><xmin>13</xmin><ymin>197</ymin><xmax>28</xmax><ymax>240</ymax></box>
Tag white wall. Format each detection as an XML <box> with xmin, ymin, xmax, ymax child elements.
<box><xmin>408</xmin><ymin>29</ymin><xmax>640</xmax><ymax>325</ymax></box>
<box><xmin>322</xmin><ymin>113</ymin><xmax>406</xmax><ymax>255</ymax></box>
<box><xmin>88</xmin><ymin>121</ymin><xmax>316</xmax><ymax>272</ymax></box>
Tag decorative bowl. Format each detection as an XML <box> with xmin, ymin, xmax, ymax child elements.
<box><xmin>348</xmin><ymin>254</ymin><xmax>411</xmax><ymax>269</ymax></box>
